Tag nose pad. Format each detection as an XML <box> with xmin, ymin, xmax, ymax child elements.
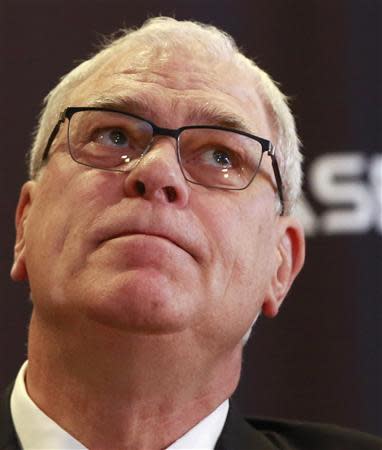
<box><xmin>123</xmin><ymin>143</ymin><xmax>189</xmax><ymax>207</ymax></box>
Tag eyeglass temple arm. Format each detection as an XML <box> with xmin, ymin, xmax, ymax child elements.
<box><xmin>41</xmin><ymin>112</ymin><xmax>66</xmax><ymax>161</ymax></box>
<box><xmin>268</xmin><ymin>145</ymin><xmax>285</xmax><ymax>216</ymax></box>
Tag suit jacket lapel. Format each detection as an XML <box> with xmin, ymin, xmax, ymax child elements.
<box><xmin>215</xmin><ymin>403</ymin><xmax>277</xmax><ymax>450</ymax></box>
<box><xmin>0</xmin><ymin>384</ymin><xmax>20</xmax><ymax>450</ymax></box>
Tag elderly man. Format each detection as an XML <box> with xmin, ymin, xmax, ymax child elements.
<box><xmin>1</xmin><ymin>17</ymin><xmax>381</xmax><ymax>450</ymax></box>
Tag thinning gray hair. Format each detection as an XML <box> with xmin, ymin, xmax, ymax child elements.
<box><xmin>29</xmin><ymin>17</ymin><xmax>302</xmax><ymax>214</ymax></box>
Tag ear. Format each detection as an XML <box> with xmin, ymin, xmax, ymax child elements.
<box><xmin>262</xmin><ymin>216</ymin><xmax>305</xmax><ymax>318</ymax></box>
<box><xmin>10</xmin><ymin>181</ymin><xmax>36</xmax><ymax>282</ymax></box>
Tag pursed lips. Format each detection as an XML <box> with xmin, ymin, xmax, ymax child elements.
<box><xmin>99</xmin><ymin>229</ymin><xmax>198</xmax><ymax>261</ymax></box>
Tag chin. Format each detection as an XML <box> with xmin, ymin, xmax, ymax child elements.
<box><xmin>79</xmin><ymin>269</ymin><xmax>196</xmax><ymax>335</ymax></box>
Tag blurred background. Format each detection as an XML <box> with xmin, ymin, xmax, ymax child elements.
<box><xmin>0</xmin><ymin>0</ymin><xmax>381</xmax><ymax>436</ymax></box>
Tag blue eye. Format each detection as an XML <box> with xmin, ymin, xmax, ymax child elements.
<box><xmin>95</xmin><ymin>128</ymin><xmax>129</xmax><ymax>147</ymax></box>
<box><xmin>109</xmin><ymin>130</ymin><xmax>127</xmax><ymax>146</ymax></box>
<box><xmin>199</xmin><ymin>148</ymin><xmax>236</xmax><ymax>169</ymax></box>
<box><xmin>212</xmin><ymin>150</ymin><xmax>232</xmax><ymax>167</ymax></box>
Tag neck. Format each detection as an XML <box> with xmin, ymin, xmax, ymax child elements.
<box><xmin>26</xmin><ymin>311</ymin><xmax>242</xmax><ymax>450</ymax></box>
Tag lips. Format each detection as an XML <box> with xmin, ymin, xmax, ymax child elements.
<box><xmin>98</xmin><ymin>225</ymin><xmax>198</xmax><ymax>262</ymax></box>
<box><xmin>107</xmin><ymin>230</ymin><xmax>184</xmax><ymax>251</ymax></box>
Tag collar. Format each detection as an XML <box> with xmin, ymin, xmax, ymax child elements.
<box><xmin>11</xmin><ymin>362</ymin><xmax>228</xmax><ymax>449</ymax></box>
<box><xmin>11</xmin><ymin>361</ymin><xmax>86</xmax><ymax>449</ymax></box>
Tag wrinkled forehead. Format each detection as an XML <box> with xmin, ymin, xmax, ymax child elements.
<box><xmin>69</xmin><ymin>43</ymin><xmax>274</xmax><ymax>138</ymax></box>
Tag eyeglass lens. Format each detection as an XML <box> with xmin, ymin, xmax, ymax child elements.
<box><xmin>68</xmin><ymin>110</ymin><xmax>264</xmax><ymax>189</ymax></box>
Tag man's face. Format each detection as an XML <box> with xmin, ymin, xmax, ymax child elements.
<box><xmin>12</xmin><ymin>46</ymin><xmax>302</xmax><ymax>352</ymax></box>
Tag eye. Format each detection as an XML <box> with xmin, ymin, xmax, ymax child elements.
<box><xmin>210</xmin><ymin>149</ymin><xmax>232</xmax><ymax>167</ymax></box>
<box><xmin>201</xmin><ymin>148</ymin><xmax>237</xmax><ymax>168</ymax></box>
<box><xmin>94</xmin><ymin>128</ymin><xmax>129</xmax><ymax>148</ymax></box>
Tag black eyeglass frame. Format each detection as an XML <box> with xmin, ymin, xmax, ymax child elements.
<box><xmin>42</xmin><ymin>106</ymin><xmax>285</xmax><ymax>215</ymax></box>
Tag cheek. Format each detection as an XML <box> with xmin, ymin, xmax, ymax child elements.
<box><xmin>214</xmin><ymin>196</ymin><xmax>274</xmax><ymax>265</ymax></box>
<box><xmin>192</xmin><ymin>197</ymin><xmax>276</xmax><ymax>348</ymax></box>
<box><xmin>229</xmin><ymin>222</ymin><xmax>274</xmax><ymax>300</ymax></box>
<box><xmin>24</xmin><ymin>162</ymin><xmax>124</xmax><ymax>288</ymax></box>
<box><xmin>236</xmin><ymin>197</ymin><xmax>276</xmax><ymax>276</ymax></box>
<box><xmin>195</xmin><ymin>190</ymin><xmax>276</xmax><ymax>301</ymax></box>
<box><xmin>218</xmin><ymin>198</ymin><xmax>276</xmax><ymax>295</ymax></box>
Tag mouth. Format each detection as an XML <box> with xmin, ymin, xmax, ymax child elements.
<box><xmin>109</xmin><ymin>231</ymin><xmax>178</xmax><ymax>246</ymax></box>
<box><xmin>101</xmin><ymin>231</ymin><xmax>196</xmax><ymax>260</ymax></box>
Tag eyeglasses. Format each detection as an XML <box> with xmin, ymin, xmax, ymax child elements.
<box><xmin>42</xmin><ymin>106</ymin><xmax>284</xmax><ymax>214</ymax></box>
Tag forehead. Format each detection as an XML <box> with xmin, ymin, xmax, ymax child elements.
<box><xmin>68</xmin><ymin>44</ymin><xmax>273</xmax><ymax>139</ymax></box>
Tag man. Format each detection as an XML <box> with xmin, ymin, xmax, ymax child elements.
<box><xmin>1</xmin><ymin>17</ymin><xmax>381</xmax><ymax>450</ymax></box>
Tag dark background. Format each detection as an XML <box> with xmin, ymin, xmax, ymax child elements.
<box><xmin>1</xmin><ymin>0</ymin><xmax>381</xmax><ymax>437</ymax></box>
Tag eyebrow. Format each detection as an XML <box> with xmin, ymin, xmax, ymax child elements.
<box><xmin>89</xmin><ymin>94</ymin><xmax>153</xmax><ymax>117</ymax></box>
<box><xmin>86</xmin><ymin>94</ymin><xmax>254</xmax><ymax>134</ymax></box>
<box><xmin>185</xmin><ymin>103</ymin><xmax>252</xmax><ymax>133</ymax></box>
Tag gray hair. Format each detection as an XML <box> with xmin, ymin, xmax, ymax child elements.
<box><xmin>29</xmin><ymin>17</ymin><xmax>302</xmax><ymax>214</ymax></box>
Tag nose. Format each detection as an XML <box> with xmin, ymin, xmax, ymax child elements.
<box><xmin>123</xmin><ymin>139</ymin><xmax>190</xmax><ymax>207</ymax></box>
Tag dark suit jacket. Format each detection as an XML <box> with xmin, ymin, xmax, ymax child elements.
<box><xmin>1</xmin><ymin>385</ymin><xmax>381</xmax><ymax>450</ymax></box>
<box><xmin>0</xmin><ymin>385</ymin><xmax>19</xmax><ymax>450</ymax></box>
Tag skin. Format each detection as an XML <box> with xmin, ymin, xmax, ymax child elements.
<box><xmin>11</xmin><ymin>44</ymin><xmax>305</xmax><ymax>449</ymax></box>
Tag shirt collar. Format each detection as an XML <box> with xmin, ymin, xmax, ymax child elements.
<box><xmin>11</xmin><ymin>361</ymin><xmax>229</xmax><ymax>450</ymax></box>
<box><xmin>11</xmin><ymin>361</ymin><xmax>86</xmax><ymax>449</ymax></box>
<box><xmin>166</xmin><ymin>400</ymin><xmax>228</xmax><ymax>449</ymax></box>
